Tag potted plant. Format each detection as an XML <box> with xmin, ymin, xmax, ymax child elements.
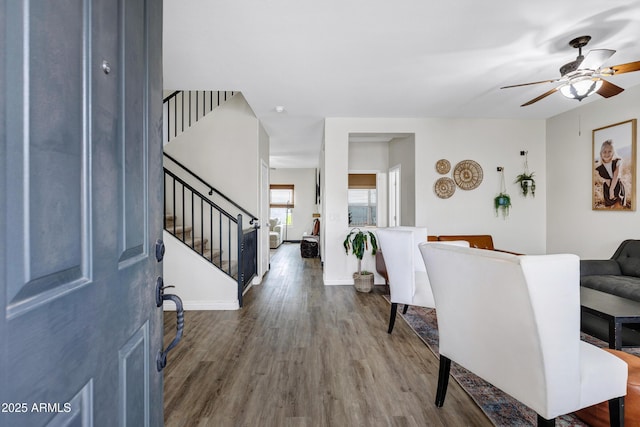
<box><xmin>343</xmin><ymin>228</ymin><xmax>378</xmax><ymax>292</ymax></box>
<box><xmin>514</xmin><ymin>172</ymin><xmax>536</xmax><ymax>197</ymax></box>
<box><xmin>515</xmin><ymin>151</ymin><xmax>535</xmax><ymax>198</ymax></box>
<box><xmin>494</xmin><ymin>167</ymin><xmax>511</xmax><ymax>219</ymax></box>
<box><xmin>494</xmin><ymin>192</ymin><xmax>512</xmax><ymax>218</ymax></box>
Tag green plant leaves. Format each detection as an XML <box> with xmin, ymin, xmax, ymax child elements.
<box><xmin>343</xmin><ymin>228</ymin><xmax>378</xmax><ymax>260</ymax></box>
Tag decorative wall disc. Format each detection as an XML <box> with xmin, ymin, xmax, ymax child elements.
<box><xmin>453</xmin><ymin>160</ymin><xmax>483</xmax><ymax>190</ymax></box>
<box><xmin>435</xmin><ymin>159</ymin><xmax>451</xmax><ymax>175</ymax></box>
<box><xmin>434</xmin><ymin>177</ymin><xmax>456</xmax><ymax>199</ymax></box>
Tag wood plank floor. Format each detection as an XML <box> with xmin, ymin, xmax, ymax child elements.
<box><xmin>163</xmin><ymin>243</ymin><xmax>491</xmax><ymax>427</ymax></box>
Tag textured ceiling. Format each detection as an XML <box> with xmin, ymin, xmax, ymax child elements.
<box><xmin>164</xmin><ymin>0</ymin><xmax>640</xmax><ymax>168</ymax></box>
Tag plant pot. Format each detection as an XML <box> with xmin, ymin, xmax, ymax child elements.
<box><xmin>353</xmin><ymin>272</ymin><xmax>374</xmax><ymax>293</ymax></box>
<box><xmin>497</xmin><ymin>196</ymin><xmax>510</xmax><ymax>206</ymax></box>
<box><xmin>520</xmin><ymin>179</ymin><xmax>535</xmax><ymax>197</ymax></box>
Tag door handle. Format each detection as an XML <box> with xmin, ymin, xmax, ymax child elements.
<box><xmin>156</xmin><ymin>277</ymin><xmax>184</xmax><ymax>371</ymax></box>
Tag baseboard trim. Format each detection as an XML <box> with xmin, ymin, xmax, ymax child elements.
<box><xmin>163</xmin><ymin>300</ymin><xmax>240</xmax><ymax>311</ymax></box>
<box><xmin>322</xmin><ymin>279</ymin><xmax>353</xmax><ymax>286</ymax></box>
<box><xmin>323</xmin><ymin>279</ymin><xmax>386</xmax><ymax>286</ymax></box>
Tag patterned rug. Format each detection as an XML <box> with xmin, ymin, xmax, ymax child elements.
<box><xmin>396</xmin><ymin>303</ymin><xmax>639</xmax><ymax>427</ymax></box>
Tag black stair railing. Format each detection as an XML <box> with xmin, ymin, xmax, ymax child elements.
<box><xmin>237</xmin><ymin>215</ymin><xmax>258</xmax><ymax>306</ymax></box>
<box><xmin>163</xmin><ymin>156</ymin><xmax>258</xmax><ymax>307</ymax></box>
<box><xmin>163</xmin><ymin>90</ymin><xmax>235</xmax><ymax>144</ymax></box>
<box><xmin>164</xmin><ymin>153</ymin><xmax>258</xmax><ymax>226</ymax></box>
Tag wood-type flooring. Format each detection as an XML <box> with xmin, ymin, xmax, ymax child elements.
<box><xmin>163</xmin><ymin>243</ymin><xmax>491</xmax><ymax>427</ymax></box>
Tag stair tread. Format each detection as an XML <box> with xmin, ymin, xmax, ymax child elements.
<box><xmin>169</xmin><ymin>225</ymin><xmax>192</xmax><ymax>234</ymax></box>
<box><xmin>163</xmin><ymin>195</ymin><xmax>247</xmax><ymax>281</ymax></box>
<box><xmin>203</xmin><ymin>250</ymin><xmax>223</xmax><ymax>260</ymax></box>
<box><xmin>186</xmin><ymin>237</ymin><xmax>208</xmax><ymax>246</ymax></box>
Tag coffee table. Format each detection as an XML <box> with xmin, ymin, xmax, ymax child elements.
<box><xmin>580</xmin><ymin>287</ymin><xmax>640</xmax><ymax>350</ymax></box>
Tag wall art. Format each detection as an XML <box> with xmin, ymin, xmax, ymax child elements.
<box><xmin>592</xmin><ymin>119</ymin><xmax>636</xmax><ymax>211</ymax></box>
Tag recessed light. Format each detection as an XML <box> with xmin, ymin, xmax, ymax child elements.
<box><xmin>275</xmin><ymin>106</ymin><xmax>285</xmax><ymax>113</ymax></box>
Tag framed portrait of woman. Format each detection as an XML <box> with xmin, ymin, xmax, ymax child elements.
<box><xmin>592</xmin><ymin>119</ymin><xmax>637</xmax><ymax>211</ymax></box>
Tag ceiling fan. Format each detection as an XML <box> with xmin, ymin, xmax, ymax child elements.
<box><xmin>501</xmin><ymin>35</ymin><xmax>640</xmax><ymax>107</ymax></box>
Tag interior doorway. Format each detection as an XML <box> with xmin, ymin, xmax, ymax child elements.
<box><xmin>348</xmin><ymin>133</ymin><xmax>415</xmax><ymax>228</ymax></box>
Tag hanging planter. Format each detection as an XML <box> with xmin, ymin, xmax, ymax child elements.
<box><xmin>515</xmin><ymin>172</ymin><xmax>536</xmax><ymax>197</ymax></box>
<box><xmin>514</xmin><ymin>151</ymin><xmax>536</xmax><ymax>197</ymax></box>
<box><xmin>494</xmin><ymin>167</ymin><xmax>511</xmax><ymax>219</ymax></box>
<box><xmin>494</xmin><ymin>192</ymin><xmax>512</xmax><ymax>218</ymax></box>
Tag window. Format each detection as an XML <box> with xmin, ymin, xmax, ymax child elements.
<box><xmin>270</xmin><ymin>184</ymin><xmax>294</xmax><ymax>225</ymax></box>
<box><xmin>348</xmin><ymin>174</ymin><xmax>377</xmax><ymax>226</ymax></box>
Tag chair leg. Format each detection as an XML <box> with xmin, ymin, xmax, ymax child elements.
<box><xmin>609</xmin><ymin>396</ymin><xmax>625</xmax><ymax>427</ymax></box>
<box><xmin>537</xmin><ymin>415</ymin><xmax>555</xmax><ymax>427</ymax></box>
<box><xmin>388</xmin><ymin>303</ymin><xmax>398</xmax><ymax>334</ymax></box>
<box><xmin>402</xmin><ymin>304</ymin><xmax>409</xmax><ymax>314</ymax></box>
<box><xmin>435</xmin><ymin>356</ymin><xmax>451</xmax><ymax>407</ymax></box>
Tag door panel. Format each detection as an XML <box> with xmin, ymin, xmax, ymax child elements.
<box><xmin>1</xmin><ymin>0</ymin><xmax>164</xmax><ymax>425</ymax></box>
<box><xmin>29</xmin><ymin>0</ymin><xmax>84</xmax><ymax>284</ymax></box>
<box><xmin>119</xmin><ymin>322</ymin><xmax>150</xmax><ymax>427</ymax></box>
<box><xmin>120</xmin><ymin>0</ymin><xmax>146</xmax><ymax>264</ymax></box>
<box><xmin>7</xmin><ymin>0</ymin><xmax>89</xmax><ymax>317</ymax></box>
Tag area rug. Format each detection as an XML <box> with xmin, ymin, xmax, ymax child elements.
<box><xmin>396</xmin><ymin>303</ymin><xmax>639</xmax><ymax>427</ymax></box>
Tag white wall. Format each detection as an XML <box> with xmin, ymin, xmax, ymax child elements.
<box><xmin>546</xmin><ymin>84</ymin><xmax>640</xmax><ymax>259</ymax></box>
<box><xmin>163</xmin><ymin>231</ymin><xmax>239</xmax><ymax>310</ymax></box>
<box><xmin>164</xmin><ymin>93</ymin><xmax>261</xmax><ymax>217</ymax></box>
<box><xmin>270</xmin><ymin>168</ymin><xmax>318</xmax><ymax>240</ymax></box>
<box><xmin>349</xmin><ymin>140</ymin><xmax>389</xmax><ymax>170</ymax></box>
<box><xmin>389</xmin><ymin>135</ymin><xmax>415</xmax><ymax>226</ymax></box>
<box><xmin>319</xmin><ymin>141</ymin><xmax>326</xmax><ymax>261</ymax></box>
<box><xmin>258</xmin><ymin>123</ymin><xmax>271</xmax><ymax>280</ymax></box>
<box><xmin>415</xmin><ymin>118</ymin><xmax>546</xmax><ymax>253</ymax></box>
<box><xmin>323</xmin><ymin>117</ymin><xmax>547</xmax><ymax>285</ymax></box>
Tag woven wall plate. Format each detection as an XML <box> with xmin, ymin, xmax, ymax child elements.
<box><xmin>435</xmin><ymin>159</ymin><xmax>451</xmax><ymax>175</ymax></box>
<box><xmin>434</xmin><ymin>177</ymin><xmax>456</xmax><ymax>199</ymax></box>
<box><xmin>453</xmin><ymin>160</ymin><xmax>483</xmax><ymax>190</ymax></box>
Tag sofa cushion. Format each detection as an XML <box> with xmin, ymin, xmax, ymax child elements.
<box><xmin>581</xmin><ymin>275</ymin><xmax>640</xmax><ymax>303</ymax></box>
<box><xmin>615</xmin><ymin>240</ymin><xmax>640</xmax><ymax>277</ymax></box>
<box><xmin>618</xmin><ymin>255</ymin><xmax>640</xmax><ymax>278</ymax></box>
<box><xmin>580</xmin><ymin>259</ymin><xmax>622</xmax><ymax>276</ymax></box>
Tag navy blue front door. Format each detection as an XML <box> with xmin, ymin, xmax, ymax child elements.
<box><xmin>1</xmin><ymin>0</ymin><xmax>164</xmax><ymax>425</ymax></box>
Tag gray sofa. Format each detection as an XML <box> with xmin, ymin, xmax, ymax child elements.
<box><xmin>580</xmin><ymin>240</ymin><xmax>640</xmax><ymax>302</ymax></box>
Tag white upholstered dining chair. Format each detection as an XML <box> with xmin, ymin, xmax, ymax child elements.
<box><xmin>419</xmin><ymin>242</ymin><xmax>628</xmax><ymax>427</ymax></box>
<box><xmin>375</xmin><ymin>227</ymin><xmax>468</xmax><ymax>334</ymax></box>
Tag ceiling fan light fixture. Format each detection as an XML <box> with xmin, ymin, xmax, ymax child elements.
<box><xmin>559</xmin><ymin>78</ymin><xmax>603</xmax><ymax>101</ymax></box>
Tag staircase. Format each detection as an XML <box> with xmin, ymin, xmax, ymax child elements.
<box><xmin>165</xmin><ymin>214</ymin><xmax>237</xmax><ymax>278</ymax></box>
<box><xmin>163</xmin><ymin>90</ymin><xmax>257</xmax><ymax>307</ymax></box>
<box><xmin>163</xmin><ymin>90</ymin><xmax>235</xmax><ymax>144</ymax></box>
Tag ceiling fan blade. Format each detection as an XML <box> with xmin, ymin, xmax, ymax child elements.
<box><xmin>500</xmin><ymin>79</ymin><xmax>557</xmax><ymax>89</ymax></box>
<box><xmin>521</xmin><ymin>87</ymin><xmax>559</xmax><ymax>107</ymax></box>
<box><xmin>603</xmin><ymin>61</ymin><xmax>640</xmax><ymax>75</ymax></box>
<box><xmin>578</xmin><ymin>49</ymin><xmax>615</xmax><ymax>70</ymax></box>
<box><xmin>597</xmin><ymin>79</ymin><xmax>625</xmax><ymax>98</ymax></box>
